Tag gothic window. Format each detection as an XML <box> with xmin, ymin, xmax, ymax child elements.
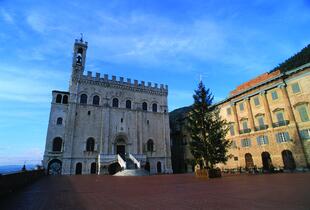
<box><xmin>56</xmin><ymin>117</ymin><xmax>63</xmax><ymax>125</ymax></box>
<box><xmin>80</xmin><ymin>94</ymin><xmax>87</xmax><ymax>104</ymax></box>
<box><xmin>93</xmin><ymin>95</ymin><xmax>100</xmax><ymax>105</ymax></box>
<box><xmin>56</xmin><ymin>94</ymin><xmax>62</xmax><ymax>103</ymax></box>
<box><xmin>126</xmin><ymin>100</ymin><xmax>131</xmax><ymax>109</ymax></box>
<box><xmin>62</xmin><ymin>95</ymin><xmax>68</xmax><ymax>104</ymax></box>
<box><xmin>152</xmin><ymin>103</ymin><xmax>157</xmax><ymax>112</ymax></box>
<box><xmin>112</xmin><ymin>98</ymin><xmax>119</xmax><ymax>108</ymax></box>
<box><xmin>142</xmin><ymin>102</ymin><xmax>148</xmax><ymax>111</ymax></box>
<box><xmin>52</xmin><ymin>137</ymin><xmax>62</xmax><ymax>152</ymax></box>
<box><xmin>147</xmin><ymin>139</ymin><xmax>154</xmax><ymax>152</ymax></box>
<box><xmin>86</xmin><ymin>138</ymin><xmax>95</xmax><ymax>152</ymax></box>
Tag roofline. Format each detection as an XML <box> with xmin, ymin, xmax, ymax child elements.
<box><xmin>52</xmin><ymin>90</ymin><xmax>70</xmax><ymax>94</ymax></box>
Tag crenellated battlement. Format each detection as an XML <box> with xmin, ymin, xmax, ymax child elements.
<box><xmin>76</xmin><ymin>71</ymin><xmax>168</xmax><ymax>95</ymax></box>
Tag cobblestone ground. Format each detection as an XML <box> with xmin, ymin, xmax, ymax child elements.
<box><xmin>1</xmin><ymin>173</ymin><xmax>309</xmax><ymax>210</ymax></box>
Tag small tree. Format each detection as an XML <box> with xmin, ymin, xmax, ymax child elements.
<box><xmin>187</xmin><ymin>81</ymin><xmax>230</xmax><ymax>170</ymax></box>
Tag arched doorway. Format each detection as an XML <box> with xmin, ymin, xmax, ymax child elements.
<box><xmin>144</xmin><ymin>162</ymin><xmax>150</xmax><ymax>172</ymax></box>
<box><xmin>282</xmin><ymin>150</ymin><xmax>296</xmax><ymax>170</ymax></box>
<box><xmin>261</xmin><ymin>152</ymin><xmax>272</xmax><ymax>171</ymax></box>
<box><xmin>75</xmin><ymin>162</ymin><xmax>82</xmax><ymax>175</ymax></box>
<box><xmin>245</xmin><ymin>153</ymin><xmax>254</xmax><ymax>169</ymax></box>
<box><xmin>47</xmin><ymin>159</ymin><xmax>62</xmax><ymax>175</ymax></box>
<box><xmin>115</xmin><ymin>138</ymin><xmax>126</xmax><ymax>159</ymax></box>
<box><xmin>157</xmin><ymin>161</ymin><xmax>162</xmax><ymax>173</ymax></box>
<box><xmin>90</xmin><ymin>162</ymin><xmax>97</xmax><ymax>174</ymax></box>
<box><xmin>108</xmin><ymin>162</ymin><xmax>122</xmax><ymax>175</ymax></box>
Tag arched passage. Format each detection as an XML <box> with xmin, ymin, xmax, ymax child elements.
<box><xmin>90</xmin><ymin>162</ymin><xmax>97</xmax><ymax>174</ymax></box>
<box><xmin>261</xmin><ymin>152</ymin><xmax>272</xmax><ymax>171</ymax></box>
<box><xmin>75</xmin><ymin>162</ymin><xmax>82</xmax><ymax>175</ymax></box>
<box><xmin>144</xmin><ymin>162</ymin><xmax>150</xmax><ymax>172</ymax></box>
<box><xmin>282</xmin><ymin>150</ymin><xmax>296</xmax><ymax>170</ymax></box>
<box><xmin>157</xmin><ymin>161</ymin><xmax>162</xmax><ymax>173</ymax></box>
<box><xmin>245</xmin><ymin>153</ymin><xmax>254</xmax><ymax>169</ymax></box>
<box><xmin>115</xmin><ymin>137</ymin><xmax>126</xmax><ymax>159</ymax></box>
<box><xmin>47</xmin><ymin>159</ymin><xmax>62</xmax><ymax>175</ymax></box>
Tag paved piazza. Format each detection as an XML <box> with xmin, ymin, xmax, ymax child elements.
<box><xmin>1</xmin><ymin>173</ymin><xmax>309</xmax><ymax>210</ymax></box>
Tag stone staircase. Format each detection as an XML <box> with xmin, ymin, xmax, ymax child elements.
<box><xmin>114</xmin><ymin>154</ymin><xmax>149</xmax><ymax>176</ymax></box>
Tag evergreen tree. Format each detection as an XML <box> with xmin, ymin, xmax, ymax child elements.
<box><xmin>187</xmin><ymin>81</ymin><xmax>230</xmax><ymax>169</ymax></box>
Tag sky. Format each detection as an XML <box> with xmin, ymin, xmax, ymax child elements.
<box><xmin>0</xmin><ymin>0</ymin><xmax>309</xmax><ymax>165</ymax></box>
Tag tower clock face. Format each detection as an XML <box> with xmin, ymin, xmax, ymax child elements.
<box><xmin>49</xmin><ymin>161</ymin><xmax>62</xmax><ymax>175</ymax></box>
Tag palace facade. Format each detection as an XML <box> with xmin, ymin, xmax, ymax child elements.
<box><xmin>43</xmin><ymin>39</ymin><xmax>172</xmax><ymax>175</ymax></box>
<box><xmin>171</xmin><ymin>63</ymin><xmax>310</xmax><ymax>173</ymax></box>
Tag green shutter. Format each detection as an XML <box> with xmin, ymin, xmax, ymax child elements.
<box><xmin>276</xmin><ymin>133</ymin><xmax>281</xmax><ymax>143</ymax></box>
<box><xmin>284</xmin><ymin>132</ymin><xmax>290</xmax><ymax>141</ymax></box>
<box><xmin>265</xmin><ymin>136</ymin><xmax>269</xmax><ymax>144</ymax></box>
<box><xmin>298</xmin><ymin>106</ymin><xmax>309</xmax><ymax>122</ymax></box>
<box><xmin>292</xmin><ymin>83</ymin><xmax>300</xmax><ymax>93</ymax></box>
<box><xmin>257</xmin><ymin>136</ymin><xmax>261</xmax><ymax>145</ymax></box>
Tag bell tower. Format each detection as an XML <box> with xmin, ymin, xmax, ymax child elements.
<box><xmin>71</xmin><ymin>35</ymin><xmax>88</xmax><ymax>79</ymax></box>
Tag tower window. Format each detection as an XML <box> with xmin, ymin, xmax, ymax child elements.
<box><xmin>80</xmin><ymin>94</ymin><xmax>88</xmax><ymax>104</ymax></box>
<box><xmin>152</xmin><ymin>103</ymin><xmax>158</xmax><ymax>112</ymax></box>
<box><xmin>76</xmin><ymin>48</ymin><xmax>83</xmax><ymax>64</ymax></box>
<box><xmin>126</xmin><ymin>100</ymin><xmax>132</xmax><ymax>109</ymax></box>
<box><xmin>112</xmin><ymin>98</ymin><xmax>119</xmax><ymax>108</ymax></box>
<box><xmin>56</xmin><ymin>117</ymin><xmax>63</xmax><ymax>125</ymax></box>
<box><xmin>142</xmin><ymin>102</ymin><xmax>148</xmax><ymax>111</ymax></box>
<box><xmin>93</xmin><ymin>95</ymin><xmax>100</xmax><ymax>105</ymax></box>
<box><xmin>52</xmin><ymin>137</ymin><xmax>63</xmax><ymax>152</ymax></box>
<box><xmin>147</xmin><ymin>139</ymin><xmax>154</xmax><ymax>152</ymax></box>
<box><xmin>56</xmin><ymin>94</ymin><xmax>62</xmax><ymax>103</ymax></box>
<box><xmin>86</xmin><ymin>138</ymin><xmax>95</xmax><ymax>152</ymax></box>
<box><xmin>62</xmin><ymin>95</ymin><xmax>68</xmax><ymax>104</ymax></box>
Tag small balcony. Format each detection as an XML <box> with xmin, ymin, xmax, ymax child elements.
<box><xmin>272</xmin><ymin>120</ymin><xmax>289</xmax><ymax>128</ymax></box>
<box><xmin>239</xmin><ymin>128</ymin><xmax>251</xmax><ymax>134</ymax></box>
<box><xmin>255</xmin><ymin>125</ymin><xmax>269</xmax><ymax>131</ymax></box>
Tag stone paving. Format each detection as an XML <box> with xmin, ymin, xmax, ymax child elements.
<box><xmin>1</xmin><ymin>173</ymin><xmax>309</xmax><ymax>210</ymax></box>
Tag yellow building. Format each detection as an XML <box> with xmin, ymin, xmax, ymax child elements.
<box><xmin>217</xmin><ymin>63</ymin><xmax>310</xmax><ymax>171</ymax></box>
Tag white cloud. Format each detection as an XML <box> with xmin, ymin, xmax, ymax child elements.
<box><xmin>1</xmin><ymin>9</ymin><xmax>14</xmax><ymax>24</ymax></box>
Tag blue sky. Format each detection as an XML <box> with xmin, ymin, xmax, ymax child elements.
<box><xmin>0</xmin><ymin>0</ymin><xmax>309</xmax><ymax>165</ymax></box>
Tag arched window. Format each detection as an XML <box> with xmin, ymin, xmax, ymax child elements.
<box><xmin>76</xmin><ymin>48</ymin><xmax>83</xmax><ymax>64</ymax></box>
<box><xmin>52</xmin><ymin>137</ymin><xmax>63</xmax><ymax>152</ymax></box>
<box><xmin>75</xmin><ymin>162</ymin><xmax>82</xmax><ymax>175</ymax></box>
<box><xmin>93</xmin><ymin>95</ymin><xmax>100</xmax><ymax>105</ymax></box>
<box><xmin>86</xmin><ymin>138</ymin><xmax>95</xmax><ymax>152</ymax></box>
<box><xmin>126</xmin><ymin>100</ymin><xmax>131</xmax><ymax>109</ymax></box>
<box><xmin>90</xmin><ymin>162</ymin><xmax>97</xmax><ymax>174</ymax></box>
<box><xmin>56</xmin><ymin>94</ymin><xmax>62</xmax><ymax>103</ymax></box>
<box><xmin>62</xmin><ymin>95</ymin><xmax>68</xmax><ymax>104</ymax></box>
<box><xmin>142</xmin><ymin>102</ymin><xmax>147</xmax><ymax>111</ymax></box>
<box><xmin>147</xmin><ymin>139</ymin><xmax>154</xmax><ymax>152</ymax></box>
<box><xmin>152</xmin><ymin>103</ymin><xmax>157</xmax><ymax>112</ymax></box>
<box><xmin>112</xmin><ymin>98</ymin><xmax>119</xmax><ymax>108</ymax></box>
<box><xmin>80</xmin><ymin>94</ymin><xmax>87</xmax><ymax>104</ymax></box>
<box><xmin>56</xmin><ymin>117</ymin><xmax>63</xmax><ymax>125</ymax></box>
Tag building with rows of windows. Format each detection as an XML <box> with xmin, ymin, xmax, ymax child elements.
<box><xmin>43</xmin><ymin>39</ymin><xmax>172</xmax><ymax>175</ymax></box>
<box><xmin>171</xmin><ymin>63</ymin><xmax>310</xmax><ymax>173</ymax></box>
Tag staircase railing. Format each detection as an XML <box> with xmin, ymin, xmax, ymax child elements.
<box><xmin>117</xmin><ymin>154</ymin><xmax>127</xmax><ymax>169</ymax></box>
<box><xmin>129</xmin><ymin>153</ymin><xmax>141</xmax><ymax>168</ymax></box>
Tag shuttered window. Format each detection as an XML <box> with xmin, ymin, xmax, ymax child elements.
<box><xmin>300</xmin><ymin>129</ymin><xmax>310</xmax><ymax>140</ymax></box>
<box><xmin>241</xmin><ymin>139</ymin><xmax>251</xmax><ymax>147</ymax></box>
<box><xmin>257</xmin><ymin>135</ymin><xmax>268</xmax><ymax>145</ymax></box>
<box><xmin>276</xmin><ymin>132</ymin><xmax>290</xmax><ymax>143</ymax></box>
<box><xmin>291</xmin><ymin>82</ymin><xmax>301</xmax><ymax>93</ymax></box>
<box><xmin>297</xmin><ymin>105</ymin><xmax>309</xmax><ymax>122</ymax></box>
<box><xmin>271</xmin><ymin>91</ymin><xmax>278</xmax><ymax>100</ymax></box>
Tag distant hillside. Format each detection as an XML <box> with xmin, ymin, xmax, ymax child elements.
<box><xmin>271</xmin><ymin>44</ymin><xmax>310</xmax><ymax>73</ymax></box>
